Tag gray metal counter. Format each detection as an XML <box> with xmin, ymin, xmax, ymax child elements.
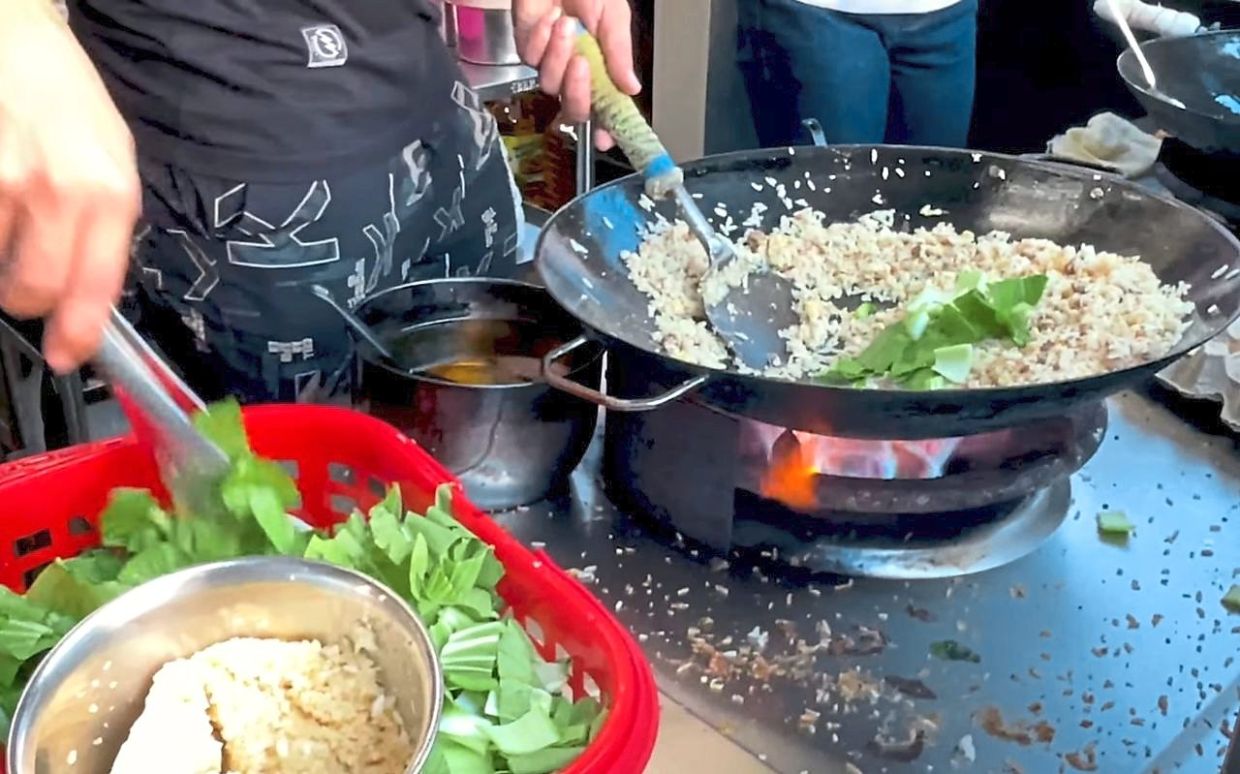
<box><xmin>490</xmin><ymin>386</ymin><xmax>1240</xmax><ymax>773</ymax></box>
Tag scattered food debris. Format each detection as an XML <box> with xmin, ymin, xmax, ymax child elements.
<box><xmin>1063</xmin><ymin>742</ymin><xmax>1099</xmax><ymax>771</ymax></box>
<box><xmin>954</xmin><ymin>734</ymin><xmax>977</xmax><ymax>764</ymax></box>
<box><xmin>746</xmin><ymin>626</ymin><xmax>770</xmax><ymax>654</ymax></box>
<box><xmin>883</xmin><ymin>675</ymin><xmax>937</xmax><ymax>700</ymax></box>
<box><xmin>1009</xmin><ymin>584</ymin><xmax>1027</xmax><ymax>599</ymax></box>
<box><xmin>828</xmin><ymin>626</ymin><xmax>887</xmax><ymax>656</ymax></box>
<box><xmin>837</xmin><ymin>669</ymin><xmax>883</xmax><ymax>703</ymax></box>
<box><xmin>930</xmin><ymin>640</ymin><xmax>981</xmax><ymax>663</ymax></box>
<box><xmin>976</xmin><ymin>706</ymin><xmax>1056</xmax><ymax>746</ymax></box>
<box><xmin>906</xmin><ymin>604</ymin><xmax>937</xmax><ymax>622</ymax></box>
<box><xmin>1096</xmin><ymin>511</ymin><xmax>1134</xmax><ymax>537</ymax></box>
<box><xmin>1222</xmin><ymin>585</ymin><xmax>1240</xmax><ymax>613</ymax></box>
<box><xmin>867</xmin><ymin>727</ymin><xmax>927</xmax><ymax>763</ymax></box>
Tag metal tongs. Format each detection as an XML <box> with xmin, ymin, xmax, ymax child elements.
<box><xmin>94</xmin><ymin>309</ymin><xmax>231</xmax><ymax>508</ymax></box>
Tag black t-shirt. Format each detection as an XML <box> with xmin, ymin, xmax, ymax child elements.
<box><xmin>69</xmin><ymin>0</ymin><xmax>463</xmax><ymax>182</ymax></box>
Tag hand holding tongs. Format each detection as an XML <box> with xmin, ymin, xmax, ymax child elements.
<box><xmin>94</xmin><ymin>309</ymin><xmax>230</xmax><ymax>503</ymax></box>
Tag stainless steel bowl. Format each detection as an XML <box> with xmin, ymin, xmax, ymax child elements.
<box><xmin>7</xmin><ymin>557</ymin><xmax>443</xmax><ymax>774</ymax></box>
<box><xmin>354</xmin><ymin>279</ymin><xmax>603</xmax><ymax>511</ymax></box>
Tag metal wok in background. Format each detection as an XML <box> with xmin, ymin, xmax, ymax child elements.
<box><xmin>1118</xmin><ymin>29</ymin><xmax>1240</xmax><ymax>154</ymax></box>
<box><xmin>536</xmin><ymin>145</ymin><xmax>1240</xmax><ymax>439</ymax></box>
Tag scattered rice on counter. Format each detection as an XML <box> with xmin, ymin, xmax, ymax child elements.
<box><xmin>622</xmin><ymin>208</ymin><xmax>1194</xmax><ymax>387</ymax></box>
<box><xmin>110</xmin><ymin>635</ymin><xmax>413</xmax><ymax>774</ymax></box>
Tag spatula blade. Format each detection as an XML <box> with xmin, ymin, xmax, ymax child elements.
<box><xmin>706</xmin><ymin>273</ymin><xmax>800</xmax><ymax>371</ymax></box>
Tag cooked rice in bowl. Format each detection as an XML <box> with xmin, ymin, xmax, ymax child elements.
<box><xmin>621</xmin><ymin>208</ymin><xmax>1195</xmax><ymax>387</ymax></box>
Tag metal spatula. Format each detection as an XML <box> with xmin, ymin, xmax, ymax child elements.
<box><xmin>94</xmin><ymin>310</ymin><xmax>230</xmax><ymax>511</ymax></box>
<box><xmin>574</xmin><ymin>33</ymin><xmax>798</xmax><ymax>371</ymax></box>
<box><xmin>1103</xmin><ymin>0</ymin><xmax>1188</xmax><ymax>109</ymax></box>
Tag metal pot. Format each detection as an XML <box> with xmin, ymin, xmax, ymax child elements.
<box><xmin>446</xmin><ymin>0</ymin><xmax>521</xmax><ymax>66</ymax></box>
<box><xmin>354</xmin><ymin>279</ymin><xmax>603</xmax><ymax>511</ymax></box>
<box><xmin>7</xmin><ymin>557</ymin><xmax>443</xmax><ymax>774</ymax></box>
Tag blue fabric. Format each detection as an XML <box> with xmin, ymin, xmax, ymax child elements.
<box><xmin>738</xmin><ymin>0</ymin><xmax>979</xmax><ymax>147</ymax></box>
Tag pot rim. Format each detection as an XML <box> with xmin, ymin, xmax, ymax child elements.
<box><xmin>356</xmin><ymin>278</ymin><xmax>604</xmax><ymax>391</ymax></box>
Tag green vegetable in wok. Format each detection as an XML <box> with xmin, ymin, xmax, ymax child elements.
<box><xmin>0</xmin><ymin>400</ymin><xmax>604</xmax><ymax>773</ymax></box>
<box><xmin>821</xmin><ymin>273</ymin><xmax>1049</xmax><ymax>389</ymax></box>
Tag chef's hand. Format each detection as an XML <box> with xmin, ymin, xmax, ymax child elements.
<box><xmin>513</xmin><ymin>0</ymin><xmax>640</xmax><ymax>151</ymax></box>
<box><xmin>0</xmin><ymin>1</ymin><xmax>140</xmax><ymax>373</ymax></box>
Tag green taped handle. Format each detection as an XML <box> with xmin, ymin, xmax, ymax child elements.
<box><xmin>575</xmin><ymin>32</ymin><xmax>684</xmax><ymax>197</ymax></box>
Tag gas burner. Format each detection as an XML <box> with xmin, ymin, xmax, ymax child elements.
<box><xmin>731</xmin><ymin>480</ymin><xmax>1071</xmax><ymax>579</ymax></box>
<box><xmin>1155</xmin><ymin>139</ymin><xmax>1240</xmax><ymax>227</ymax></box>
<box><xmin>738</xmin><ymin>403</ymin><xmax>1105</xmax><ymax>515</ymax></box>
<box><xmin>603</xmin><ymin>381</ymin><xmax>1108</xmax><ymax>579</ymax></box>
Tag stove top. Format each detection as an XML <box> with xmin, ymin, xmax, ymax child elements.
<box><xmin>603</xmin><ymin>358</ymin><xmax>1109</xmax><ymax>579</ymax></box>
<box><xmin>730</xmin><ymin>480</ymin><xmax>1073</xmax><ymax>579</ymax></box>
<box><xmin>493</xmin><ymin>388</ymin><xmax>1240</xmax><ymax>773</ymax></box>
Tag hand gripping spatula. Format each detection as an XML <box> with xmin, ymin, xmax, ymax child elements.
<box><xmin>574</xmin><ymin>32</ymin><xmax>798</xmax><ymax>371</ymax></box>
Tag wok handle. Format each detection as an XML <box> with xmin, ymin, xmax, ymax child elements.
<box><xmin>542</xmin><ymin>335</ymin><xmax>708</xmax><ymax>412</ymax></box>
<box><xmin>575</xmin><ymin>32</ymin><xmax>684</xmax><ymax>198</ymax></box>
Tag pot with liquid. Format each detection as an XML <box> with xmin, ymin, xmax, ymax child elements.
<box><xmin>354</xmin><ymin>279</ymin><xmax>603</xmax><ymax>510</ymax></box>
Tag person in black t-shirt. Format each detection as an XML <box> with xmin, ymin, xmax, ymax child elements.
<box><xmin>0</xmin><ymin>0</ymin><xmax>638</xmax><ymax>402</ymax></box>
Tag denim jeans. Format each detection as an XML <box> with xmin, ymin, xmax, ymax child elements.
<box><xmin>738</xmin><ymin>0</ymin><xmax>979</xmax><ymax>147</ymax></box>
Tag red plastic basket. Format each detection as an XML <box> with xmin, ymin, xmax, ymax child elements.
<box><xmin>0</xmin><ymin>404</ymin><xmax>658</xmax><ymax>773</ymax></box>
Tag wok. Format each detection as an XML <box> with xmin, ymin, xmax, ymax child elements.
<box><xmin>1118</xmin><ymin>29</ymin><xmax>1240</xmax><ymax>154</ymax></box>
<box><xmin>536</xmin><ymin>144</ymin><xmax>1240</xmax><ymax>439</ymax></box>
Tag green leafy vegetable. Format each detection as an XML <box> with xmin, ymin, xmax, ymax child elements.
<box><xmin>932</xmin><ymin>343</ymin><xmax>974</xmax><ymax>384</ymax></box>
<box><xmin>100</xmin><ymin>489</ymin><xmax>172</xmax><ymax>553</ymax></box>
<box><xmin>1221</xmin><ymin>585</ymin><xmax>1240</xmax><ymax>613</ymax></box>
<box><xmin>0</xmin><ymin>399</ymin><xmax>605</xmax><ymax>771</ymax></box>
<box><xmin>821</xmin><ymin>273</ymin><xmax>1048</xmax><ymax>389</ymax></box>
<box><xmin>485</xmin><ymin>705</ymin><xmax>563</xmax><ymax>757</ymax></box>
<box><xmin>929</xmin><ymin>640</ymin><xmax>982</xmax><ymax>663</ymax></box>
<box><xmin>25</xmin><ymin>558</ymin><xmax>128</xmax><ymax>620</ymax></box>
<box><xmin>1096</xmin><ymin>511</ymin><xmax>1135</xmax><ymax>537</ymax></box>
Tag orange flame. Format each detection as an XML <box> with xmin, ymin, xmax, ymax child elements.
<box><xmin>756</xmin><ymin>425</ymin><xmax>963</xmax><ymax>511</ymax></box>
<box><xmin>761</xmin><ymin>435</ymin><xmax>819</xmax><ymax>511</ymax></box>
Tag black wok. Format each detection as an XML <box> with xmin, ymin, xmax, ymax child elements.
<box><xmin>1118</xmin><ymin>29</ymin><xmax>1240</xmax><ymax>154</ymax></box>
<box><xmin>535</xmin><ymin>144</ymin><xmax>1240</xmax><ymax>439</ymax></box>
